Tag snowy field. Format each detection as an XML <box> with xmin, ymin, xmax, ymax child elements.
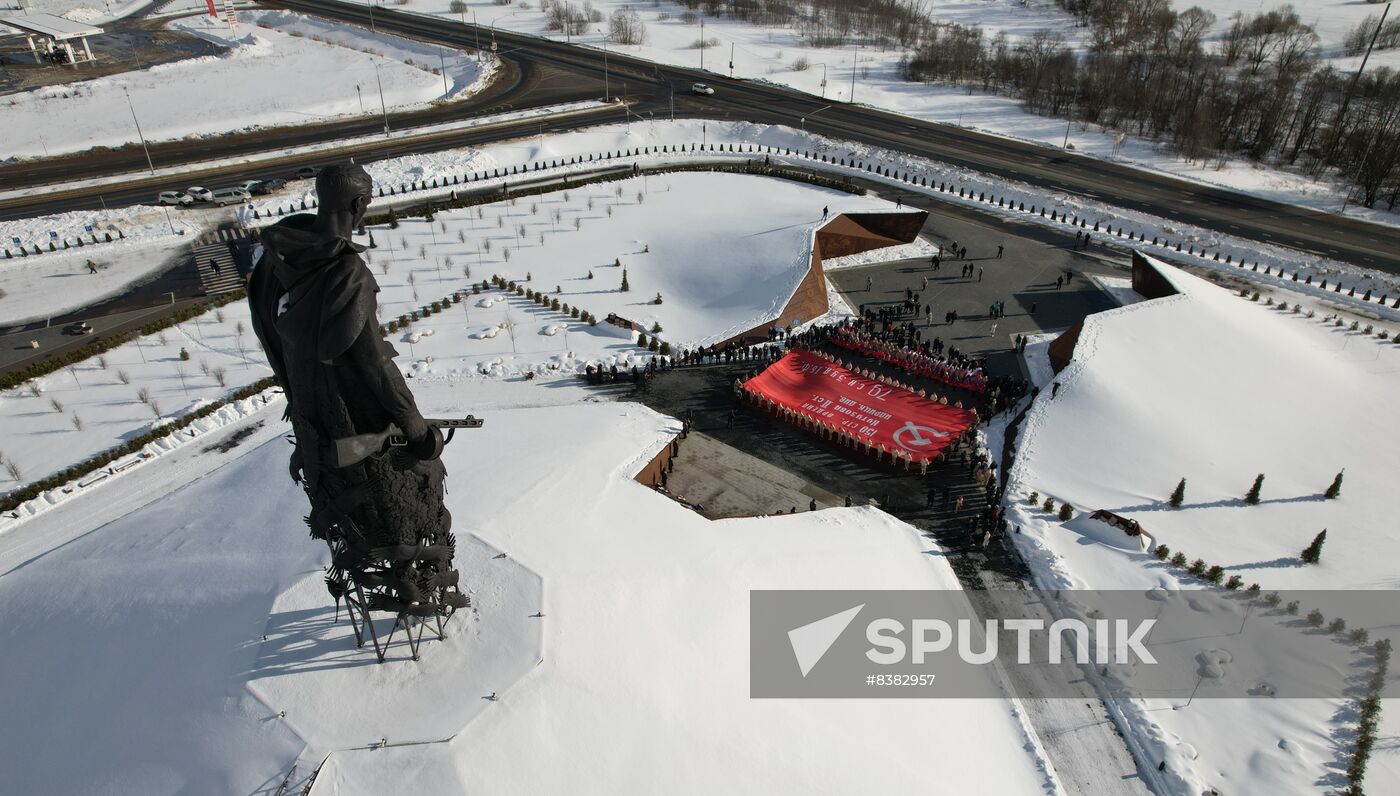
<box><xmin>1003</xmin><ymin>254</ymin><xmax>1400</xmax><ymax>795</ymax></box>
<box><xmin>357</xmin><ymin>171</ymin><xmax>902</xmax><ymax>357</ymax></box>
<box><xmin>0</xmin><ymin>396</ymin><xmax>1057</xmax><ymax>794</ymax></box>
<box><xmin>0</xmin><ymin>8</ymin><xmax>494</xmax><ymax>160</ymax></box>
<box><xmin>393</xmin><ymin>0</ymin><xmax>1399</xmax><ymax>224</ymax></box>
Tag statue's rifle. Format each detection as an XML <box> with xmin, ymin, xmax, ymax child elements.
<box><xmin>331</xmin><ymin>417</ymin><xmax>483</xmax><ymax>468</ymax></box>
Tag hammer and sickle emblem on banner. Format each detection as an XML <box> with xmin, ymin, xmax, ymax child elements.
<box><xmin>893</xmin><ymin>420</ymin><xmax>948</xmax><ymax>453</ymax></box>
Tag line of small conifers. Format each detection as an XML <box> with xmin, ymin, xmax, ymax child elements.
<box><xmin>1030</xmin><ymin>469</ymin><xmax>1383</xmax><ymax>794</ymax></box>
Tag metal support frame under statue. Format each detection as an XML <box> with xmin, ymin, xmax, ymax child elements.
<box><xmin>319</xmin><ymin>510</ymin><xmax>470</xmax><ymax>664</ymax></box>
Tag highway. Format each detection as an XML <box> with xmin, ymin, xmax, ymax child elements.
<box><xmin>3</xmin><ymin>0</ymin><xmax>1398</xmax><ymax>275</ymax></box>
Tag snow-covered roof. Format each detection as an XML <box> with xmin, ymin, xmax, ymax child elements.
<box><xmin>0</xmin><ymin>12</ymin><xmax>102</xmax><ymax>39</ymax></box>
<box><xmin>1010</xmin><ymin>251</ymin><xmax>1400</xmax><ymax>593</ymax></box>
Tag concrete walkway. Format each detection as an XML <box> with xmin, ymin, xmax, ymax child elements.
<box><xmin>667</xmin><ymin>431</ymin><xmax>844</xmax><ymax>519</ymax></box>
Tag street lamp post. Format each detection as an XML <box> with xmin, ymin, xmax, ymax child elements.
<box><xmin>439</xmin><ymin>45</ymin><xmax>450</xmax><ymax>96</ymax></box>
<box><xmin>603</xmin><ymin>39</ymin><xmax>610</xmax><ymax>101</ymax></box>
<box><xmin>849</xmin><ymin>47</ymin><xmax>857</xmax><ymax>103</ymax></box>
<box><xmin>1330</xmin><ymin>2</ymin><xmax>1390</xmax><ymax>165</ymax></box>
<box><xmin>801</xmin><ymin>103</ymin><xmax>832</xmax><ymax>132</ymax></box>
<box><xmin>374</xmin><ymin>61</ymin><xmax>390</xmax><ymax>135</ymax></box>
<box><xmin>122</xmin><ymin>87</ymin><xmax>155</xmax><ymax>175</ymax></box>
<box><xmin>366</xmin><ymin>0</ymin><xmax>376</xmax><ymax>33</ymax></box>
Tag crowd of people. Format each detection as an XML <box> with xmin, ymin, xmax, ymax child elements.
<box><xmin>823</xmin><ymin>320</ymin><xmax>990</xmax><ymax>393</ymax></box>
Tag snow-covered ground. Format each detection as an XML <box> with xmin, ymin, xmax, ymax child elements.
<box><xmin>10</xmin><ymin>0</ymin><xmax>152</xmax><ymax>25</ymax></box>
<box><xmin>0</xmin><ymin>8</ymin><xmax>494</xmax><ymax>160</ymax></box>
<box><xmin>394</xmin><ymin>0</ymin><xmax>1399</xmax><ymax>225</ymax></box>
<box><xmin>0</xmin><ymin>394</ymin><xmax>1058</xmax><ymax>794</ymax></box>
<box><xmin>1008</xmin><ymin>255</ymin><xmax>1399</xmax><ymax>592</ymax></box>
<box><xmin>1</xmin><ymin>172</ymin><xmax>906</xmax><ymax>495</ymax></box>
<box><xmin>0</xmin><ymin>209</ymin><xmax>199</xmax><ymax>326</ymax></box>
<box><xmin>0</xmin><ymin>298</ymin><xmax>272</xmax><ymax>494</ymax></box>
<box><xmin>8</xmin><ymin>117</ymin><xmax>1398</xmax><ymax>331</ymax></box>
<box><xmin>358</xmin><ymin>171</ymin><xmax>902</xmax><ymax>355</ymax></box>
<box><xmin>1002</xmin><ymin>253</ymin><xmax>1400</xmax><ymax>794</ymax></box>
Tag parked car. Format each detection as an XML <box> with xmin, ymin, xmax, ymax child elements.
<box><xmin>235</xmin><ymin>180</ymin><xmax>261</xmax><ymax>194</ymax></box>
<box><xmin>158</xmin><ymin>190</ymin><xmax>193</xmax><ymax>206</ymax></box>
<box><xmin>251</xmin><ymin>177</ymin><xmax>286</xmax><ymax>195</ymax></box>
<box><xmin>187</xmin><ymin>186</ymin><xmax>214</xmax><ymax>202</ymax></box>
<box><xmin>211</xmin><ymin>187</ymin><xmax>251</xmax><ymax>207</ymax></box>
<box><xmin>293</xmin><ymin>166</ymin><xmax>319</xmax><ymax>179</ymax></box>
<box><xmin>691</xmin><ymin>82</ymin><xmax>715</xmax><ymax>95</ymax></box>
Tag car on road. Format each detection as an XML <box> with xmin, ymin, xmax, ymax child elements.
<box><xmin>235</xmin><ymin>180</ymin><xmax>261</xmax><ymax>194</ymax></box>
<box><xmin>691</xmin><ymin>82</ymin><xmax>715</xmax><ymax>95</ymax></box>
<box><xmin>187</xmin><ymin>186</ymin><xmax>214</xmax><ymax>202</ymax></box>
<box><xmin>251</xmin><ymin>177</ymin><xmax>286</xmax><ymax>195</ymax></box>
<box><xmin>293</xmin><ymin>166</ymin><xmax>319</xmax><ymax>179</ymax></box>
<box><xmin>211</xmin><ymin>187</ymin><xmax>251</xmax><ymax>207</ymax></box>
<box><xmin>158</xmin><ymin>191</ymin><xmax>194</xmax><ymax>206</ymax></box>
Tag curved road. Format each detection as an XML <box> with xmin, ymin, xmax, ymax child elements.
<box><xmin>3</xmin><ymin>0</ymin><xmax>1398</xmax><ymax>275</ymax></box>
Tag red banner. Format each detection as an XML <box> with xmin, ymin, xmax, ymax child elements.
<box><xmin>744</xmin><ymin>349</ymin><xmax>976</xmax><ymax>462</ymax></box>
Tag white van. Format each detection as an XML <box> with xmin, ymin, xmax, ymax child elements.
<box><xmin>211</xmin><ymin>187</ymin><xmax>251</xmax><ymax>207</ymax></box>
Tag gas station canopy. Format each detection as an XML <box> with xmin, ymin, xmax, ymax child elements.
<box><xmin>1</xmin><ymin>13</ymin><xmax>103</xmax><ymax>65</ymax></box>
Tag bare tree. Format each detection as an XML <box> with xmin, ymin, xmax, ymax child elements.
<box><xmin>71</xmin><ymin>413</ymin><xmax>83</xmax><ymax>431</ymax></box>
<box><xmin>49</xmin><ymin>397</ymin><xmax>64</xmax><ymax>413</ymax></box>
<box><xmin>609</xmin><ymin>7</ymin><xmax>647</xmax><ymax>45</ymax></box>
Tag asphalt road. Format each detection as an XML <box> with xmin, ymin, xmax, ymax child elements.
<box><xmin>3</xmin><ymin>0</ymin><xmax>1398</xmax><ymax>276</ymax></box>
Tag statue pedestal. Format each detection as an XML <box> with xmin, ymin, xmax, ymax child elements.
<box><xmin>245</xmin><ymin>531</ymin><xmax>543</xmax><ymax>751</ymax></box>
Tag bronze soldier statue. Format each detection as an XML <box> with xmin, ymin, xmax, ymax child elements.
<box><xmin>248</xmin><ymin>163</ymin><xmax>466</xmax><ymax>658</ymax></box>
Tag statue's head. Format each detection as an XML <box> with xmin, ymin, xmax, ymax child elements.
<box><xmin>315</xmin><ymin>163</ymin><xmax>374</xmax><ymax>228</ymax></box>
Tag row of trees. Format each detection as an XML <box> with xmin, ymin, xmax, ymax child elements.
<box><xmin>900</xmin><ymin>2</ymin><xmax>1400</xmax><ymax>208</ymax></box>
